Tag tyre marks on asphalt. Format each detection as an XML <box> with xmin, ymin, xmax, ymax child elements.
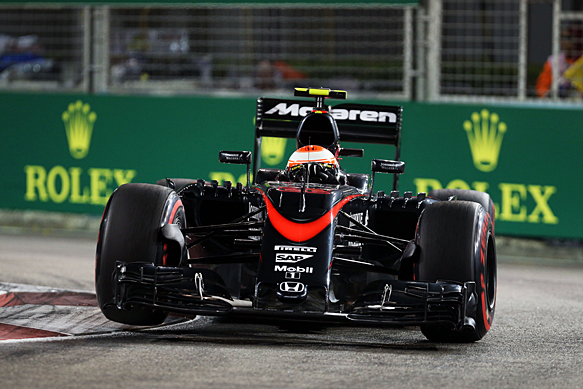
<box><xmin>0</xmin><ymin>282</ymin><xmax>183</xmax><ymax>341</ymax></box>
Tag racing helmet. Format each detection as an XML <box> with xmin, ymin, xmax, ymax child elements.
<box><xmin>285</xmin><ymin>145</ymin><xmax>341</xmax><ymax>184</ymax></box>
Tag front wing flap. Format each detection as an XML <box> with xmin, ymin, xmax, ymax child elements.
<box><xmin>114</xmin><ymin>262</ymin><xmax>234</xmax><ymax>316</ymax></box>
<box><xmin>348</xmin><ymin>280</ymin><xmax>474</xmax><ymax>328</ymax></box>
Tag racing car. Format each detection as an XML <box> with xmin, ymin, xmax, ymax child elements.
<box><xmin>95</xmin><ymin>88</ymin><xmax>497</xmax><ymax>342</ymax></box>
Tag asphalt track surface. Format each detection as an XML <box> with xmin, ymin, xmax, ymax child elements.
<box><xmin>1</xmin><ymin>232</ymin><xmax>582</xmax><ymax>388</ymax></box>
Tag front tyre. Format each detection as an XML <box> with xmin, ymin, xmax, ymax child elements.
<box><xmin>95</xmin><ymin>183</ymin><xmax>186</xmax><ymax>325</ymax></box>
<box><xmin>417</xmin><ymin>201</ymin><xmax>496</xmax><ymax>342</ymax></box>
<box><xmin>428</xmin><ymin>188</ymin><xmax>495</xmax><ymax>231</ymax></box>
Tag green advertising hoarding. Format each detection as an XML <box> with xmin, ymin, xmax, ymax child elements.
<box><xmin>0</xmin><ymin>92</ymin><xmax>581</xmax><ymax>239</ymax></box>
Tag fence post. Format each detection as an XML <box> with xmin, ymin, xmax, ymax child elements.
<box><xmin>426</xmin><ymin>0</ymin><xmax>442</xmax><ymax>101</ymax></box>
<box><xmin>82</xmin><ymin>6</ymin><xmax>91</xmax><ymax>93</ymax></box>
<box><xmin>403</xmin><ymin>6</ymin><xmax>413</xmax><ymax>100</ymax></box>
<box><xmin>415</xmin><ymin>4</ymin><xmax>427</xmax><ymax>101</ymax></box>
<box><xmin>551</xmin><ymin>0</ymin><xmax>561</xmax><ymax>100</ymax></box>
<box><xmin>518</xmin><ymin>0</ymin><xmax>527</xmax><ymax>100</ymax></box>
<box><xmin>93</xmin><ymin>6</ymin><xmax>110</xmax><ymax>93</ymax></box>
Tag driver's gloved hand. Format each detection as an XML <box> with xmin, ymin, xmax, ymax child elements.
<box><xmin>308</xmin><ymin>163</ymin><xmax>337</xmax><ymax>184</ymax></box>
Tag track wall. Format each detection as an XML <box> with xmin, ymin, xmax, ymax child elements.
<box><xmin>0</xmin><ymin>92</ymin><xmax>580</xmax><ymax>239</ymax></box>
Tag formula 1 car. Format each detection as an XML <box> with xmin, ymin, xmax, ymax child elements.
<box><xmin>95</xmin><ymin>88</ymin><xmax>497</xmax><ymax>342</ymax></box>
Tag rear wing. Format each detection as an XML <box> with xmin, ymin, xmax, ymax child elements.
<box><xmin>253</xmin><ymin>97</ymin><xmax>403</xmax><ymax>186</ymax></box>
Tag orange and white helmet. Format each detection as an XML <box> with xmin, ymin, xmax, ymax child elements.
<box><xmin>285</xmin><ymin>145</ymin><xmax>340</xmax><ymax>184</ymax></box>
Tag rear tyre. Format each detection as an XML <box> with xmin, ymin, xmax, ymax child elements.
<box><xmin>417</xmin><ymin>201</ymin><xmax>496</xmax><ymax>342</ymax></box>
<box><xmin>95</xmin><ymin>183</ymin><xmax>186</xmax><ymax>325</ymax></box>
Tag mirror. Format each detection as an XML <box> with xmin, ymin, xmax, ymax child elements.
<box><xmin>371</xmin><ymin>159</ymin><xmax>405</xmax><ymax>174</ymax></box>
<box><xmin>219</xmin><ymin>150</ymin><xmax>252</xmax><ymax>165</ymax></box>
<box><xmin>338</xmin><ymin>148</ymin><xmax>364</xmax><ymax>157</ymax></box>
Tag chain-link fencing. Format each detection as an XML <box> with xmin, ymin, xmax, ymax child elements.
<box><xmin>0</xmin><ymin>0</ymin><xmax>581</xmax><ymax>102</ymax></box>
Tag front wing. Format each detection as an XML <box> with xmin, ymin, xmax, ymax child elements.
<box><xmin>112</xmin><ymin>261</ymin><xmax>476</xmax><ymax>330</ymax></box>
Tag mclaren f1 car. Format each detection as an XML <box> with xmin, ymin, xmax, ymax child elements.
<box><xmin>95</xmin><ymin>88</ymin><xmax>497</xmax><ymax>342</ymax></box>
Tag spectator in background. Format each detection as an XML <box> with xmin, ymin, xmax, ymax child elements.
<box><xmin>536</xmin><ymin>24</ymin><xmax>582</xmax><ymax>98</ymax></box>
<box><xmin>256</xmin><ymin>60</ymin><xmax>276</xmax><ymax>90</ymax></box>
<box><xmin>255</xmin><ymin>60</ymin><xmax>306</xmax><ymax>90</ymax></box>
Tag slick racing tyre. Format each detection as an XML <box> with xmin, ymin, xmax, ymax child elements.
<box><xmin>95</xmin><ymin>183</ymin><xmax>186</xmax><ymax>325</ymax></box>
<box><xmin>416</xmin><ymin>201</ymin><xmax>496</xmax><ymax>342</ymax></box>
<box><xmin>428</xmin><ymin>188</ymin><xmax>495</xmax><ymax>230</ymax></box>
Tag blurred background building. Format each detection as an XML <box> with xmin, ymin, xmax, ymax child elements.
<box><xmin>0</xmin><ymin>0</ymin><xmax>582</xmax><ymax>102</ymax></box>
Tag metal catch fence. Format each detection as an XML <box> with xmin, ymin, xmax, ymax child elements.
<box><xmin>0</xmin><ymin>0</ymin><xmax>581</xmax><ymax>102</ymax></box>
<box><xmin>0</xmin><ymin>6</ymin><xmax>88</xmax><ymax>91</ymax></box>
<box><xmin>105</xmin><ymin>6</ymin><xmax>409</xmax><ymax>97</ymax></box>
<box><xmin>438</xmin><ymin>0</ymin><xmax>523</xmax><ymax>98</ymax></box>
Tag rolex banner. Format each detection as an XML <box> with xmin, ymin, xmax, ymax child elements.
<box><xmin>0</xmin><ymin>92</ymin><xmax>581</xmax><ymax>239</ymax></box>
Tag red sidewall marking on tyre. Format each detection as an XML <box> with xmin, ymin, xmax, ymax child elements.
<box><xmin>480</xmin><ymin>274</ymin><xmax>490</xmax><ymax>331</ymax></box>
<box><xmin>163</xmin><ymin>243</ymin><xmax>168</xmax><ymax>265</ymax></box>
<box><xmin>163</xmin><ymin>199</ymin><xmax>184</xmax><ymax>265</ymax></box>
<box><xmin>491</xmin><ymin>203</ymin><xmax>496</xmax><ymax>234</ymax></box>
<box><xmin>168</xmin><ymin>199</ymin><xmax>183</xmax><ymax>223</ymax></box>
<box><xmin>95</xmin><ymin>203</ymin><xmax>109</xmax><ymax>279</ymax></box>
<box><xmin>479</xmin><ymin>213</ymin><xmax>492</xmax><ymax>331</ymax></box>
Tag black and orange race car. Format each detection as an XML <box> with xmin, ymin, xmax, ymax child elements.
<box><xmin>95</xmin><ymin>88</ymin><xmax>496</xmax><ymax>342</ymax></box>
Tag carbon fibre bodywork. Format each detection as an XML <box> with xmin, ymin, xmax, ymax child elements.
<box><xmin>113</xmin><ymin>179</ymin><xmax>473</xmax><ymax>330</ymax></box>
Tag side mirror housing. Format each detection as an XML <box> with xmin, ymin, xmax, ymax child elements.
<box><xmin>371</xmin><ymin>159</ymin><xmax>405</xmax><ymax>174</ymax></box>
<box><xmin>369</xmin><ymin>159</ymin><xmax>405</xmax><ymax>199</ymax></box>
<box><xmin>219</xmin><ymin>150</ymin><xmax>252</xmax><ymax>165</ymax></box>
<box><xmin>219</xmin><ymin>150</ymin><xmax>252</xmax><ymax>189</ymax></box>
<box><xmin>338</xmin><ymin>148</ymin><xmax>364</xmax><ymax>158</ymax></box>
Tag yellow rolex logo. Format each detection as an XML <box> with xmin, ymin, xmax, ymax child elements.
<box><xmin>261</xmin><ymin>137</ymin><xmax>287</xmax><ymax>166</ymax></box>
<box><xmin>62</xmin><ymin>100</ymin><xmax>97</xmax><ymax>160</ymax></box>
<box><xmin>463</xmin><ymin>109</ymin><xmax>507</xmax><ymax>172</ymax></box>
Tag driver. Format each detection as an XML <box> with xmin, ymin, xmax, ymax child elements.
<box><xmin>281</xmin><ymin>145</ymin><xmax>345</xmax><ymax>185</ymax></box>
